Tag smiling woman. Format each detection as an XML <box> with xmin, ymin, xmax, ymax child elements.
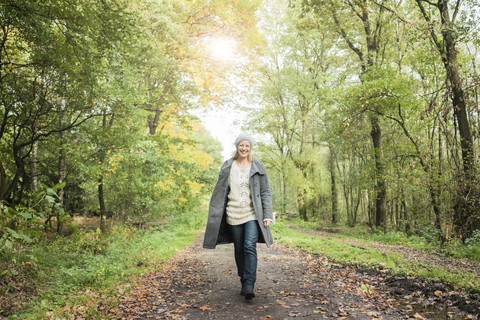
<box><xmin>206</xmin><ymin>37</ymin><xmax>237</xmax><ymax>62</ymax></box>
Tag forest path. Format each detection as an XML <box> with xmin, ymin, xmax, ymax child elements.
<box><xmin>112</xmin><ymin>232</ymin><xmax>478</xmax><ymax>320</ymax></box>
<box><xmin>288</xmin><ymin>225</ymin><xmax>480</xmax><ymax>276</ymax></box>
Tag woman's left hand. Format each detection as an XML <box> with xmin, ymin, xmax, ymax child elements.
<box><xmin>263</xmin><ymin>220</ymin><xmax>271</xmax><ymax>228</ymax></box>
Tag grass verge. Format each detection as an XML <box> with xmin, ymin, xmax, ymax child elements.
<box><xmin>285</xmin><ymin>217</ymin><xmax>480</xmax><ymax>261</ymax></box>
<box><xmin>272</xmin><ymin>221</ymin><xmax>480</xmax><ymax>293</ymax></box>
<box><xmin>2</xmin><ymin>210</ymin><xmax>206</xmax><ymax>320</ymax></box>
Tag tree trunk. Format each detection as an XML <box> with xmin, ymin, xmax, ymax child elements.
<box><xmin>83</xmin><ymin>190</ymin><xmax>89</xmax><ymax>216</ymax></box>
<box><xmin>370</xmin><ymin>114</ymin><xmax>386</xmax><ymax>229</ymax></box>
<box><xmin>299</xmin><ymin>203</ymin><xmax>308</xmax><ymax>221</ymax></box>
<box><xmin>328</xmin><ymin>144</ymin><xmax>338</xmax><ymax>224</ymax></box>
<box><xmin>297</xmin><ymin>189</ymin><xmax>308</xmax><ymax>221</ymax></box>
<box><xmin>0</xmin><ymin>159</ymin><xmax>6</xmax><ymax>201</ymax></box>
<box><xmin>439</xmin><ymin>3</ymin><xmax>474</xmax><ymax>175</ymax></box>
<box><xmin>8</xmin><ymin>149</ymin><xmax>26</xmax><ymax>209</ymax></box>
<box><xmin>97</xmin><ymin>110</ymin><xmax>109</xmax><ymax>233</ymax></box>
<box><xmin>282</xmin><ymin>169</ymin><xmax>287</xmax><ymax>214</ymax></box>
<box><xmin>32</xmin><ymin>140</ymin><xmax>38</xmax><ymax>192</ymax></box>
<box><xmin>366</xmin><ymin>191</ymin><xmax>374</xmax><ymax>227</ymax></box>
<box><xmin>147</xmin><ymin>108</ymin><xmax>162</xmax><ymax>135</ymax></box>
<box><xmin>352</xmin><ymin>188</ymin><xmax>360</xmax><ymax>225</ymax></box>
<box><xmin>57</xmin><ymin>98</ymin><xmax>66</xmax><ymax>235</ymax></box>
<box><xmin>98</xmin><ymin>177</ymin><xmax>106</xmax><ymax>232</ymax></box>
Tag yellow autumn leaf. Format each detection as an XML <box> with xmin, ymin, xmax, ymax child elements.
<box><xmin>187</xmin><ymin>180</ymin><xmax>203</xmax><ymax>194</ymax></box>
<box><xmin>167</xmin><ymin>144</ymin><xmax>214</xmax><ymax>167</ymax></box>
<box><xmin>157</xmin><ymin>179</ymin><xmax>175</xmax><ymax>191</ymax></box>
<box><xmin>177</xmin><ymin>197</ymin><xmax>187</xmax><ymax>204</ymax></box>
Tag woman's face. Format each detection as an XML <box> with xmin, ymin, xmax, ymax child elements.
<box><xmin>237</xmin><ymin>140</ymin><xmax>251</xmax><ymax>159</ymax></box>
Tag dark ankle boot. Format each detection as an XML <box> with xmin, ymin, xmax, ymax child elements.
<box><xmin>244</xmin><ymin>286</ymin><xmax>255</xmax><ymax>300</ymax></box>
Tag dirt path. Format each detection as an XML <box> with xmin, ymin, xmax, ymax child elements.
<box><xmin>111</xmin><ymin>232</ymin><xmax>478</xmax><ymax>320</ymax></box>
<box><xmin>289</xmin><ymin>225</ymin><xmax>480</xmax><ymax>276</ymax></box>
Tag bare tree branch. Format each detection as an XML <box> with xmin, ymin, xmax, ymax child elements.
<box><xmin>415</xmin><ymin>0</ymin><xmax>443</xmax><ymax>53</ymax></box>
<box><xmin>452</xmin><ymin>0</ymin><xmax>462</xmax><ymax>23</ymax></box>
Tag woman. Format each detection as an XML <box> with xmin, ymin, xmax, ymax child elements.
<box><xmin>203</xmin><ymin>133</ymin><xmax>274</xmax><ymax>301</ymax></box>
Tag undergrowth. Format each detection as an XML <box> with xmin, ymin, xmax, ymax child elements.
<box><xmin>1</xmin><ymin>209</ymin><xmax>206</xmax><ymax>319</ymax></box>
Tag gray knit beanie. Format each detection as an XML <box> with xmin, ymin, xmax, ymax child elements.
<box><xmin>234</xmin><ymin>133</ymin><xmax>254</xmax><ymax>149</ymax></box>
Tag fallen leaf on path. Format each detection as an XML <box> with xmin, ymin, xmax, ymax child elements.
<box><xmin>199</xmin><ymin>305</ymin><xmax>211</xmax><ymax>311</ymax></box>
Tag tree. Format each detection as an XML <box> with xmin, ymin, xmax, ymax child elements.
<box><xmin>251</xmin><ymin>0</ymin><xmax>336</xmax><ymax>220</ymax></box>
<box><xmin>414</xmin><ymin>0</ymin><xmax>479</xmax><ymax>238</ymax></box>
<box><xmin>0</xmin><ymin>0</ymin><xmax>133</xmax><ymax>209</ymax></box>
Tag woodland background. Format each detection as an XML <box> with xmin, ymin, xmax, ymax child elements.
<box><xmin>1</xmin><ymin>0</ymin><xmax>480</xmax><ymax>317</ymax></box>
<box><xmin>251</xmin><ymin>0</ymin><xmax>480</xmax><ymax>244</ymax></box>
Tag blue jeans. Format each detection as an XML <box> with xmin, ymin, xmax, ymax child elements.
<box><xmin>229</xmin><ymin>220</ymin><xmax>259</xmax><ymax>288</ymax></box>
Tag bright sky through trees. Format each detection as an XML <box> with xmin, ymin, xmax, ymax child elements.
<box><xmin>207</xmin><ymin>37</ymin><xmax>237</xmax><ymax>62</ymax></box>
<box><xmin>192</xmin><ymin>106</ymin><xmax>247</xmax><ymax>159</ymax></box>
<box><xmin>194</xmin><ymin>36</ymin><xmax>249</xmax><ymax>159</ymax></box>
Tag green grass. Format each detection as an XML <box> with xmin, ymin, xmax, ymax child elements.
<box><xmin>284</xmin><ymin>216</ymin><xmax>480</xmax><ymax>260</ymax></box>
<box><xmin>271</xmin><ymin>221</ymin><xmax>480</xmax><ymax>293</ymax></box>
<box><xmin>2</xmin><ymin>209</ymin><xmax>207</xmax><ymax>320</ymax></box>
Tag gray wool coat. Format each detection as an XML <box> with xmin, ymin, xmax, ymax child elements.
<box><xmin>203</xmin><ymin>157</ymin><xmax>274</xmax><ymax>249</ymax></box>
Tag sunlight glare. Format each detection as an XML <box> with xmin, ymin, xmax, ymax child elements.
<box><xmin>208</xmin><ymin>37</ymin><xmax>237</xmax><ymax>62</ymax></box>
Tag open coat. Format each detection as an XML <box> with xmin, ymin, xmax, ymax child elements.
<box><xmin>203</xmin><ymin>157</ymin><xmax>274</xmax><ymax>249</ymax></box>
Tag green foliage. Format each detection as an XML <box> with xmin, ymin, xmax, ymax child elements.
<box><xmin>2</xmin><ymin>209</ymin><xmax>205</xmax><ymax>319</ymax></box>
<box><xmin>465</xmin><ymin>230</ymin><xmax>480</xmax><ymax>247</ymax></box>
<box><xmin>0</xmin><ymin>183</ymin><xmax>66</xmax><ymax>256</ymax></box>
<box><xmin>0</xmin><ymin>0</ymin><xmax>136</xmax><ymax>207</ymax></box>
<box><xmin>449</xmin><ymin>230</ymin><xmax>480</xmax><ymax>261</ymax></box>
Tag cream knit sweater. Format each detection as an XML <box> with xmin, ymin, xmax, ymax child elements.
<box><xmin>226</xmin><ymin>161</ymin><xmax>256</xmax><ymax>225</ymax></box>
